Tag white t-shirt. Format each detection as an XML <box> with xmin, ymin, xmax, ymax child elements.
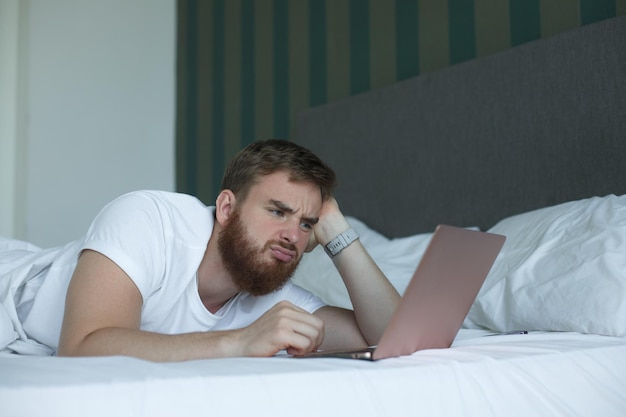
<box><xmin>0</xmin><ymin>191</ymin><xmax>325</xmax><ymax>355</ymax></box>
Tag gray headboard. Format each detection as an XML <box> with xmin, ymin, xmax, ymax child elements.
<box><xmin>297</xmin><ymin>16</ymin><xmax>626</xmax><ymax>238</ymax></box>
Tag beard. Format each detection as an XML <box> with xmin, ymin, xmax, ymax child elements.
<box><xmin>217</xmin><ymin>209</ymin><xmax>301</xmax><ymax>296</ymax></box>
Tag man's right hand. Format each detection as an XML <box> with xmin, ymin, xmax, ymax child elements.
<box><xmin>234</xmin><ymin>301</ymin><xmax>325</xmax><ymax>357</ymax></box>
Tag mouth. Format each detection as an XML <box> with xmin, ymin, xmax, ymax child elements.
<box><xmin>269</xmin><ymin>244</ymin><xmax>297</xmax><ymax>263</ymax></box>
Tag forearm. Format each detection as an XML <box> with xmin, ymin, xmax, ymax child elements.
<box><xmin>331</xmin><ymin>242</ymin><xmax>400</xmax><ymax>345</ymax></box>
<box><xmin>58</xmin><ymin>301</ymin><xmax>324</xmax><ymax>362</ymax></box>
<box><xmin>314</xmin><ymin>206</ymin><xmax>400</xmax><ymax>345</ymax></box>
<box><xmin>58</xmin><ymin>327</ymin><xmax>243</xmax><ymax>362</ymax></box>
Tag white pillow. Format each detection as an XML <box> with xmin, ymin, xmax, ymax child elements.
<box><xmin>464</xmin><ymin>194</ymin><xmax>626</xmax><ymax>337</ymax></box>
<box><xmin>292</xmin><ymin>216</ymin><xmax>431</xmax><ymax>309</ymax></box>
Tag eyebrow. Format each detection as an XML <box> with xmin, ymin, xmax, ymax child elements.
<box><xmin>270</xmin><ymin>199</ymin><xmax>319</xmax><ymax>225</ymax></box>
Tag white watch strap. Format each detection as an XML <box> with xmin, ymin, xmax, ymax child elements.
<box><xmin>324</xmin><ymin>228</ymin><xmax>359</xmax><ymax>258</ymax></box>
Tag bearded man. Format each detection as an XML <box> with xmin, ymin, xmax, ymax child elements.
<box><xmin>0</xmin><ymin>139</ymin><xmax>400</xmax><ymax>361</ymax></box>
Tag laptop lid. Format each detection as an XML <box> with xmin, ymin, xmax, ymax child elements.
<box><xmin>371</xmin><ymin>225</ymin><xmax>505</xmax><ymax>360</ymax></box>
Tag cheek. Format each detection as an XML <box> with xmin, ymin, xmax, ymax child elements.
<box><xmin>296</xmin><ymin>232</ymin><xmax>312</xmax><ymax>253</ymax></box>
<box><xmin>250</xmin><ymin>223</ymin><xmax>277</xmax><ymax>244</ymax></box>
<box><xmin>238</xmin><ymin>209</ymin><xmax>270</xmax><ymax>238</ymax></box>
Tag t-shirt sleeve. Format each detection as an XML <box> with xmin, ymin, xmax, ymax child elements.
<box><xmin>80</xmin><ymin>191</ymin><xmax>168</xmax><ymax>301</ymax></box>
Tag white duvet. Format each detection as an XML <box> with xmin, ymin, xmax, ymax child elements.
<box><xmin>1</xmin><ymin>330</ymin><xmax>625</xmax><ymax>417</ymax></box>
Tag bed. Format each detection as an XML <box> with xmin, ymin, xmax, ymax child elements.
<box><xmin>2</xmin><ymin>16</ymin><xmax>626</xmax><ymax>417</ymax></box>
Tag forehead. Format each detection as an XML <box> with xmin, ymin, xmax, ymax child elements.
<box><xmin>246</xmin><ymin>171</ymin><xmax>323</xmax><ymax>208</ymax></box>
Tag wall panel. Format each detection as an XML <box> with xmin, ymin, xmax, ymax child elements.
<box><xmin>176</xmin><ymin>0</ymin><xmax>623</xmax><ymax>203</ymax></box>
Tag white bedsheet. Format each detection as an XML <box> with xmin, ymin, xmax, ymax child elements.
<box><xmin>1</xmin><ymin>330</ymin><xmax>625</xmax><ymax>417</ymax></box>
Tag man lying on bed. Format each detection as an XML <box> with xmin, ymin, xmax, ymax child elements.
<box><xmin>0</xmin><ymin>139</ymin><xmax>400</xmax><ymax>361</ymax></box>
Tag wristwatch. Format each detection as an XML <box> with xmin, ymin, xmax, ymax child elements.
<box><xmin>324</xmin><ymin>228</ymin><xmax>359</xmax><ymax>258</ymax></box>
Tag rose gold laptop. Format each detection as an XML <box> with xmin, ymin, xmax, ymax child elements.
<box><xmin>298</xmin><ymin>224</ymin><xmax>505</xmax><ymax>360</ymax></box>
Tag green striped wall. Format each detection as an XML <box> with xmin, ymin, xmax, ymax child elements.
<box><xmin>176</xmin><ymin>0</ymin><xmax>625</xmax><ymax>203</ymax></box>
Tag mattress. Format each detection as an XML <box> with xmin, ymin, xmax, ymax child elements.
<box><xmin>2</xmin><ymin>330</ymin><xmax>625</xmax><ymax>417</ymax></box>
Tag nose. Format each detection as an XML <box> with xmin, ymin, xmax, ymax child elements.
<box><xmin>279</xmin><ymin>221</ymin><xmax>300</xmax><ymax>245</ymax></box>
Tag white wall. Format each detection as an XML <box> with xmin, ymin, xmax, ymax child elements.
<box><xmin>1</xmin><ymin>0</ymin><xmax>176</xmax><ymax>248</ymax></box>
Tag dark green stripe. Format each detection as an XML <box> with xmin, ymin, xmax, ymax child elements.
<box><xmin>509</xmin><ymin>0</ymin><xmax>541</xmax><ymax>46</ymax></box>
<box><xmin>274</xmin><ymin>0</ymin><xmax>289</xmax><ymax>139</ymax></box>
<box><xmin>223</xmin><ymin>0</ymin><xmax>242</xmax><ymax>160</ymax></box>
<box><xmin>395</xmin><ymin>0</ymin><xmax>419</xmax><ymax>80</ymax></box>
<box><xmin>212</xmin><ymin>0</ymin><xmax>225</xmax><ymax>195</ymax></box>
<box><xmin>449</xmin><ymin>0</ymin><xmax>476</xmax><ymax>65</ymax></box>
<box><xmin>181</xmin><ymin>0</ymin><xmax>198</xmax><ymax>195</ymax></box>
<box><xmin>580</xmin><ymin>0</ymin><xmax>616</xmax><ymax>25</ymax></box>
<box><xmin>309</xmin><ymin>0</ymin><xmax>327</xmax><ymax>106</ymax></box>
<box><xmin>241</xmin><ymin>0</ymin><xmax>255</xmax><ymax>146</ymax></box>
<box><xmin>349</xmin><ymin>0</ymin><xmax>370</xmax><ymax>95</ymax></box>
<box><xmin>287</xmin><ymin>0</ymin><xmax>310</xmax><ymax>141</ymax></box>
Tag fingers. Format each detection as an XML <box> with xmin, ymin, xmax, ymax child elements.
<box><xmin>240</xmin><ymin>301</ymin><xmax>325</xmax><ymax>357</ymax></box>
<box><xmin>270</xmin><ymin>302</ymin><xmax>325</xmax><ymax>355</ymax></box>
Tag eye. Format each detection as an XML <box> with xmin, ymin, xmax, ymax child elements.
<box><xmin>269</xmin><ymin>208</ymin><xmax>284</xmax><ymax>217</ymax></box>
<box><xmin>300</xmin><ymin>222</ymin><xmax>313</xmax><ymax>231</ymax></box>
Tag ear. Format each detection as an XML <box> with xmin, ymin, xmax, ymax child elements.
<box><xmin>215</xmin><ymin>190</ymin><xmax>237</xmax><ymax>226</ymax></box>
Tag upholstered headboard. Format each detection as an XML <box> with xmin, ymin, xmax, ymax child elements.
<box><xmin>297</xmin><ymin>16</ymin><xmax>626</xmax><ymax>238</ymax></box>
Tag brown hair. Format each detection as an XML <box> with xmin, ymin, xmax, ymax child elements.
<box><xmin>220</xmin><ymin>139</ymin><xmax>336</xmax><ymax>202</ymax></box>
